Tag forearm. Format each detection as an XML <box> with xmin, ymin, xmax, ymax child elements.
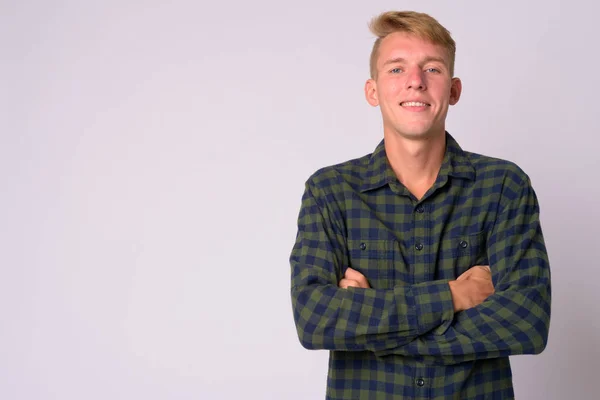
<box><xmin>374</xmin><ymin>281</ymin><xmax>550</xmax><ymax>364</ymax></box>
<box><xmin>292</xmin><ymin>277</ymin><xmax>454</xmax><ymax>352</ymax></box>
<box><xmin>291</xmin><ymin>182</ymin><xmax>454</xmax><ymax>352</ymax></box>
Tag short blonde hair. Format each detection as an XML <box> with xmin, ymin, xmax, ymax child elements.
<box><xmin>369</xmin><ymin>11</ymin><xmax>456</xmax><ymax>79</ymax></box>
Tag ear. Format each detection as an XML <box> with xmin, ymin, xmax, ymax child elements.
<box><xmin>364</xmin><ymin>79</ymin><xmax>379</xmax><ymax>107</ymax></box>
<box><xmin>449</xmin><ymin>77</ymin><xmax>462</xmax><ymax>105</ymax></box>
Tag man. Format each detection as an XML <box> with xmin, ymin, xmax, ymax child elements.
<box><xmin>289</xmin><ymin>10</ymin><xmax>551</xmax><ymax>400</ymax></box>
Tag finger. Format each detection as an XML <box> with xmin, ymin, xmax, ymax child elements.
<box><xmin>458</xmin><ymin>265</ymin><xmax>491</xmax><ymax>281</ymax></box>
<box><xmin>345</xmin><ymin>267</ymin><xmax>361</xmax><ymax>280</ymax></box>
<box><xmin>339</xmin><ymin>279</ymin><xmax>360</xmax><ymax>289</ymax></box>
<box><xmin>345</xmin><ymin>270</ymin><xmax>370</xmax><ymax>288</ymax></box>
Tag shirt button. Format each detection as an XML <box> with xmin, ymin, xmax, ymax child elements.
<box><xmin>415</xmin><ymin>242</ymin><xmax>424</xmax><ymax>251</ymax></box>
<box><xmin>459</xmin><ymin>240</ymin><xmax>468</xmax><ymax>249</ymax></box>
<box><xmin>360</xmin><ymin>243</ymin><xmax>367</xmax><ymax>250</ymax></box>
<box><xmin>416</xmin><ymin>205</ymin><xmax>424</xmax><ymax>213</ymax></box>
<box><xmin>416</xmin><ymin>378</ymin><xmax>425</xmax><ymax>387</ymax></box>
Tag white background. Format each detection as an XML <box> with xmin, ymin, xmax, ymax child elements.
<box><xmin>2</xmin><ymin>0</ymin><xmax>599</xmax><ymax>399</ymax></box>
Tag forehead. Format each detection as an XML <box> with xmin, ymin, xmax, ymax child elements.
<box><xmin>377</xmin><ymin>32</ymin><xmax>449</xmax><ymax>66</ymax></box>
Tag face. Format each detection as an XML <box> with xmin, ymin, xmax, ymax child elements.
<box><xmin>365</xmin><ymin>32</ymin><xmax>461</xmax><ymax>141</ymax></box>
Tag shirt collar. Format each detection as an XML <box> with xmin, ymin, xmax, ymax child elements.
<box><xmin>360</xmin><ymin>132</ymin><xmax>475</xmax><ymax>193</ymax></box>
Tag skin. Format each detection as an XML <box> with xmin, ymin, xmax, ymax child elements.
<box><xmin>339</xmin><ymin>32</ymin><xmax>494</xmax><ymax>311</ymax></box>
<box><xmin>364</xmin><ymin>32</ymin><xmax>462</xmax><ymax>199</ymax></box>
<box><xmin>449</xmin><ymin>265</ymin><xmax>495</xmax><ymax>311</ymax></box>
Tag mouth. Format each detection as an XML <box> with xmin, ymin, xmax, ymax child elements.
<box><xmin>400</xmin><ymin>101</ymin><xmax>430</xmax><ymax>107</ymax></box>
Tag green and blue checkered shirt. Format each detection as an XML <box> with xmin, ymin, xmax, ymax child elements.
<box><xmin>290</xmin><ymin>133</ymin><xmax>551</xmax><ymax>399</ymax></box>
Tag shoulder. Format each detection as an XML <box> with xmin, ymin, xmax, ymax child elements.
<box><xmin>305</xmin><ymin>153</ymin><xmax>372</xmax><ymax>194</ymax></box>
<box><xmin>463</xmin><ymin>150</ymin><xmax>537</xmax><ymax>209</ymax></box>
<box><xmin>465</xmin><ymin>150</ymin><xmax>530</xmax><ymax>187</ymax></box>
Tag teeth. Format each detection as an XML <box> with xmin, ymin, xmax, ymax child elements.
<box><xmin>402</xmin><ymin>101</ymin><xmax>428</xmax><ymax>107</ymax></box>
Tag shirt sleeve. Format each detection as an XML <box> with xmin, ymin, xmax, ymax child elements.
<box><xmin>374</xmin><ymin>175</ymin><xmax>551</xmax><ymax>364</ymax></box>
<box><xmin>290</xmin><ymin>180</ymin><xmax>455</xmax><ymax>352</ymax></box>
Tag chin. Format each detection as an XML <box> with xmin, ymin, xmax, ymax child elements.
<box><xmin>397</xmin><ymin>129</ymin><xmax>435</xmax><ymax>140</ymax></box>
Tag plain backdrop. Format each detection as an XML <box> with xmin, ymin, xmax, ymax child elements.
<box><xmin>1</xmin><ymin>0</ymin><xmax>599</xmax><ymax>399</ymax></box>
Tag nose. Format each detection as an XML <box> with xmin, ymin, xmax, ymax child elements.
<box><xmin>406</xmin><ymin>69</ymin><xmax>426</xmax><ymax>90</ymax></box>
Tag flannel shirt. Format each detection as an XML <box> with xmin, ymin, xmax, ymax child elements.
<box><xmin>290</xmin><ymin>133</ymin><xmax>551</xmax><ymax>399</ymax></box>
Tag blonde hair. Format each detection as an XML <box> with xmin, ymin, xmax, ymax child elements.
<box><xmin>369</xmin><ymin>11</ymin><xmax>456</xmax><ymax>79</ymax></box>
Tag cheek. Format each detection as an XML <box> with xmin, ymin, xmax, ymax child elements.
<box><xmin>431</xmin><ymin>89</ymin><xmax>452</xmax><ymax>108</ymax></box>
<box><xmin>386</xmin><ymin>81</ymin><xmax>402</xmax><ymax>95</ymax></box>
<box><xmin>378</xmin><ymin>78</ymin><xmax>401</xmax><ymax>97</ymax></box>
<box><xmin>379</xmin><ymin>86</ymin><xmax>401</xmax><ymax>106</ymax></box>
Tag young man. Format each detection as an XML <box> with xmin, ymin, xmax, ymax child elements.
<box><xmin>290</xmin><ymin>10</ymin><xmax>551</xmax><ymax>400</ymax></box>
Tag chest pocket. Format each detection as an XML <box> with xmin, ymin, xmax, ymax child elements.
<box><xmin>347</xmin><ymin>239</ymin><xmax>399</xmax><ymax>290</ymax></box>
<box><xmin>438</xmin><ymin>231</ymin><xmax>489</xmax><ymax>279</ymax></box>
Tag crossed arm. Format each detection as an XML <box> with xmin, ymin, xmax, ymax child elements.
<box><xmin>340</xmin><ymin>265</ymin><xmax>495</xmax><ymax>315</ymax></box>
<box><xmin>290</xmin><ymin>177</ymin><xmax>551</xmax><ymax>364</ymax></box>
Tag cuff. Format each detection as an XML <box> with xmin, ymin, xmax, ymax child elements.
<box><xmin>411</xmin><ymin>280</ymin><xmax>455</xmax><ymax>335</ymax></box>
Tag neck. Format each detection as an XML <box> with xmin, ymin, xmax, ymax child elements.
<box><xmin>384</xmin><ymin>131</ymin><xmax>446</xmax><ymax>198</ymax></box>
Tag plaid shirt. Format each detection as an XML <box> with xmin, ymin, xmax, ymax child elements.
<box><xmin>290</xmin><ymin>133</ymin><xmax>551</xmax><ymax>399</ymax></box>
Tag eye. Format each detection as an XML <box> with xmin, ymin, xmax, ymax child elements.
<box><xmin>390</xmin><ymin>67</ymin><xmax>403</xmax><ymax>74</ymax></box>
<box><xmin>426</xmin><ymin>68</ymin><xmax>441</xmax><ymax>73</ymax></box>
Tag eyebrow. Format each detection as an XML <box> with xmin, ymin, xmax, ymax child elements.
<box><xmin>382</xmin><ymin>56</ymin><xmax>447</xmax><ymax>67</ymax></box>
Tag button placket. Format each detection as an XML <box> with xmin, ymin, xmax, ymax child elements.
<box><xmin>412</xmin><ymin>202</ymin><xmax>429</xmax><ymax>283</ymax></box>
<box><xmin>414</xmin><ymin>204</ymin><xmax>425</xmax><ymax>251</ymax></box>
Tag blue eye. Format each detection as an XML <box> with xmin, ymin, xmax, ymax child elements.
<box><xmin>426</xmin><ymin>68</ymin><xmax>441</xmax><ymax>73</ymax></box>
<box><xmin>390</xmin><ymin>68</ymin><xmax>402</xmax><ymax>74</ymax></box>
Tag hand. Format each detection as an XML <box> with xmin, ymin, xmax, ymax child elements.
<box><xmin>448</xmin><ymin>265</ymin><xmax>494</xmax><ymax>312</ymax></box>
<box><xmin>338</xmin><ymin>267</ymin><xmax>371</xmax><ymax>289</ymax></box>
<box><xmin>456</xmin><ymin>265</ymin><xmax>492</xmax><ymax>281</ymax></box>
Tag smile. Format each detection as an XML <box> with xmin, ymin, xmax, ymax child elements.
<box><xmin>400</xmin><ymin>101</ymin><xmax>430</xmax><ymax>107</ymax></box>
